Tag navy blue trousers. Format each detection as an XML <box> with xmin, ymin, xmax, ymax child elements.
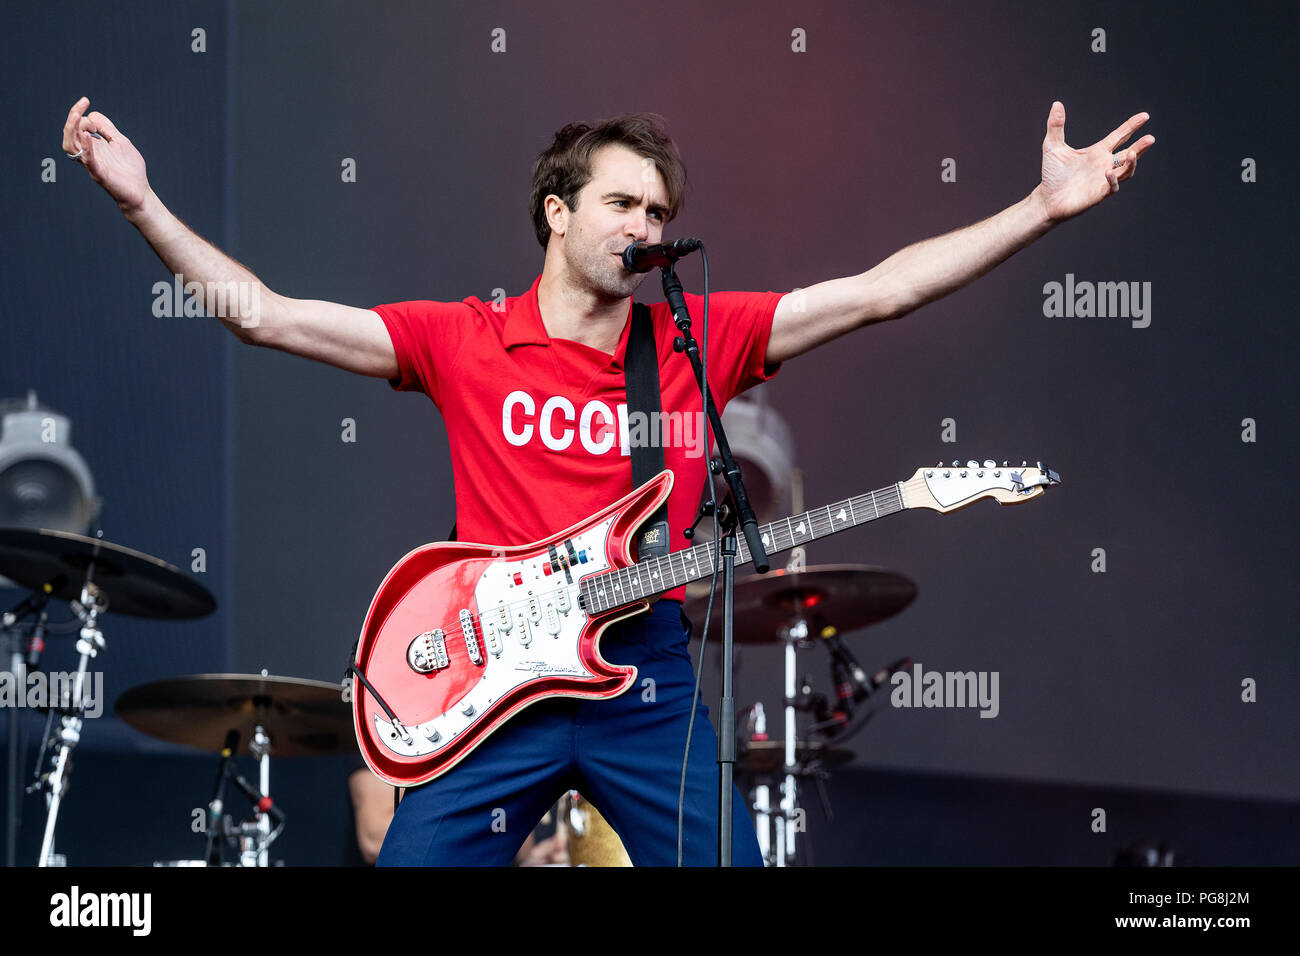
<box><xmin>376</xmin><ymin>599</ymin><xmax>764</xmax><ymax>866</ymax></box>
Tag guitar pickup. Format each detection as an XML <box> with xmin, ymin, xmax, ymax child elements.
<box><xmin>483</xmin><ymin>620</ymin><xmax>502</xmax><ymax>658</ymax></box>
<box><xmin>459</xmin><ymin>609</ymin><xmax>483</xmax><ymax>665</ymax></box>
<box><xmin>515</xmin><ymin>610</ymin><xmax>533</xmax><ymax>648</ymax></box>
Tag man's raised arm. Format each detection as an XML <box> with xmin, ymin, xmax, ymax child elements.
<box><xmin>61</xmin><ymin>97</ymin><xmax>398</xmax><ymax>379</ymax></box>
<box><xmin>765</xmin><ymin>101</ymin><xmax>1156</xmax><ymax>364</ymax></box>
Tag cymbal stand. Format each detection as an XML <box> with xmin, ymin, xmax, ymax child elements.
<box><xmin>774</xmin><ymin>609</ymin><xmax>809</xmax><ymax>867</ymax></box>
<box><xmin>37</xmin><ymin>576</ymin><xmax>107</xmax><ymax>866</ymax></box>
<box><xmin>241</xmin><ymin>722</ymin><xmax>273</xmax><ymax>867</ymax></box>
<box><xmin>748</xmin><ymin>703</ymin><xmax>772</xmax><ymax>863</ymax></box>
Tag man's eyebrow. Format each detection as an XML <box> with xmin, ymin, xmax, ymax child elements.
<box><xmin>601</xmin><ymin>191</ymin><xmax>669</xmax><ymax>216</ymax></box>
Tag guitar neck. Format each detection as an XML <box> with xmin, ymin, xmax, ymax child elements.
<box><xmin>579</xmin><ymin>481</ymin><xmax>907</xmax><ymax>615</ymax></box>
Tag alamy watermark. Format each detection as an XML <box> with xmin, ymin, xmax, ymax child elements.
<box><xmin>0</xmin><ymin>669</ymin><xmax>104</xmax><ymax>718</ymax></box>
<box><xmin>151</xmin><ymin>273</ymin><xmax>262</xmax><ymax>328</ymax></box>
<box><xmin>890</xmin><ymin>662</ymin><xmax>999</xmax><ymax>718</ymax></box>
<box><xmin>49</xmin><ymin>886</ymin><xmax>151</xmax><ymax>936</ymax></box>
<box><xmin>1042</xmin><ymin>273</ymin><xmax>1151</xmax><ymax>328</ymax></box>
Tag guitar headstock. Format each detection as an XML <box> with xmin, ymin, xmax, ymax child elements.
<box><xmin>901</xmin><ymin>460</ymin><xmax>1061</xmax><ymax>513</ymax></box>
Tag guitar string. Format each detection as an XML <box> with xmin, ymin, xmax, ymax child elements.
<box><xmin>364</xmin><ymin>469</ymin><xmax>1033</xmax><ymax>648</ymax></box>
<box><xmin>381</xmin><ymin>483</ymin><xmax>915</xmax><ymax>650</ymax></box>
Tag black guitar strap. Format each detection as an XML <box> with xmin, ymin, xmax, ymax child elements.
<box><xmin>626</xmin><ymin>302</ymin><xmax>670</xmax><ymax>559</ymax></box>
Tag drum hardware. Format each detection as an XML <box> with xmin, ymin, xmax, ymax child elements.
<box><xmin>556</xmin><ymin>790</ymin><xmax>631</xmax><ymax>867</ymax></box>
<box><xmin>690</xmin><ymin>557</ymin><xmax>918</xmax><ymax>866</ymax></box>
<box><xmin>0</xmin><ymin>526</ymin><xmax>216</xmax><ymax>866</ymax></box>
<box><xmin>115</xmin><ymin>672</ymin><xmax>352</xmax><ymax>866</ymax></box>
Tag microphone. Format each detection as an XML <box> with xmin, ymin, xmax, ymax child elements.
<box><xmin>205</xmin><ymin>729</ymin><xmax>238</xmax><ymax>864</ymax></box>
<box><xmin>229</xmin><ymin>770</ymin><xmax>286</xmax><ymax>827</ymax></box>
<box><xmin>621</xmin><ymin>238</ymin><xmax>702</xmax><ymax>273</ymax></box>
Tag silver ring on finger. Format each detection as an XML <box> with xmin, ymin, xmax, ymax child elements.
<box><xmin>1111</xmin><ymin>153</ymin><xmax>1124</xmax><ymax>168</ymax></box>
<box><xmin>66</xmin><ymin>148</ymin><xmax>85</xmax><ymax>160</ymax></box>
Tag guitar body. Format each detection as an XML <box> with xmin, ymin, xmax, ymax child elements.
<box><xmin>351</xmin><ymin>457</ymin><xmax>1061</xmax><ymax>788</ymax></box>
<box><xmin>352</xmin><ymin>470</ymin><xmax>674</xmax><ymax>787</ymax></box>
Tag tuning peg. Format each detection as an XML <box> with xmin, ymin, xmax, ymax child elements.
<box><xmin>951</xmin><ymin>460</ymin><xmax>959</xmax><ymax>467</ymax></box>
<box><xmin>1021</xmin><ymin>460</ymin><xmax>1028</xmax><ymax>467</ymax></box>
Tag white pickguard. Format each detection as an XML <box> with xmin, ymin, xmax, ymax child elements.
<box><xmin>373</xmin><ymin>518</ymin><xmax>618</xmax><ymax>757</ymax></box>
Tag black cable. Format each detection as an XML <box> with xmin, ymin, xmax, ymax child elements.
<box><xmin>677</xmin><ymin>248</ymin><xmax>715</xmax><ymax>866</ymax></box>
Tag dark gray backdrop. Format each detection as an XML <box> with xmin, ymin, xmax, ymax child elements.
<box><xmin>3</xmin><ymin>0</ymin><xmax>1297</xmax><ymax>864</ymax></box>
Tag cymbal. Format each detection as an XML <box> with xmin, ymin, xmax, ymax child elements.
<box><xmin>115</xmin><ymin>674</ymin><xmax>353</xmax><ymax>756</ymax></box>
<box><xmin>685</xmin><ymin>563</ymin><xmax>916</xmax><ymax>644</ymax></box>
<box><xmin>0</xmin><ymin>527</ymin><xmax>215</xmax><ymax>619</ymax></box>
<box><xmin>737</xmin><ymin>739</ymin><xmax>855</xmax><ymax>776</ymax></box>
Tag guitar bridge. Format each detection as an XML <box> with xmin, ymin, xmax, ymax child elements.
<box><xmin>407</xmin><ymin>629</ymin><xmax>449</xmax><ymax>674</ymax></box>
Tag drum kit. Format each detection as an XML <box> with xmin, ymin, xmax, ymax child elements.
<box><xmin>0</xmin><ymin>527</ymin><xmax>353</xmax><ymax>867</ymax></box>
<box><xmin>0</xmin><ymin>524</ymin><xmax>918</xmax><ymax>869</ymax></box>
<box><xmin>683</xmin><ymin>552</ymin><xmax>916</xmax><ymax>867</ymax></box>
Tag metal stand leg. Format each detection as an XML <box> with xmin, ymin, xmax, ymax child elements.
<box><xmin>37</xmin><ymin>583</ymin><xmax>104</xmax><ymax>867</ymax></box>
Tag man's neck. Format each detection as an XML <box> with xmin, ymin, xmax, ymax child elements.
<box><xmin>537</xmin><ymin>263</ymin><xmax>629</xmax><ymax>356</ymax></box>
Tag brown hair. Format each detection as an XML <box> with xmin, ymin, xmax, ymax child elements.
<box><xmin>529</xmin><ymin>112</ymin><xmax>687</xmax><ymax>249</ymax></box>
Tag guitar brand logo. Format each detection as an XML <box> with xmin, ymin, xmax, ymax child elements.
<box><xmin>501</xmin><ymin>391</ymin><xmax>704</xmax><ymax>458</ymax></box>
<box><xmin>641</xmin><ymin>527</ymin><xmax>662</xmax><ymax>545</ymax></box>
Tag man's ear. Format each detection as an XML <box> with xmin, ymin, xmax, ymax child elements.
<box><xmin>545</xmin><ymin>194</ymin><xmax>568</xmax><ymax>239</ymax></box>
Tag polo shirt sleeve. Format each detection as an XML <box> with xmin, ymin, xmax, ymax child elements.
<box><xmin>697</xmin><ymin>289</ymin><xmax>787</xmax><ymax>403</ymax></box>
<box><xmin>370</xmin><ymin>300</ymin><xmax>472</xmax><ymax>406</ymax></box>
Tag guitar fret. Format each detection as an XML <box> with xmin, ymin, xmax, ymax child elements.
<box><xmin>584</xmin><ymin>481</ymin><xmax>916</xmax><ymax>616</ymax></box>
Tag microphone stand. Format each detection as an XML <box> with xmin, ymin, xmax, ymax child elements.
<box><xmin>659</xmin><ymin>260</ymin><xmax>769</xmax><ymax>866</ymax></box>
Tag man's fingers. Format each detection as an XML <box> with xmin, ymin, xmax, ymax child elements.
<box><xmin>86</xmin><ymin>110</ymin><xmax>121</xmax><ymax>142</ymax></box>
<box><xmin>1104</xmin><ymin>112</ymin><xmax>1149</xmax><ymax>151</ymax></box>
<box><xmin>1119</xmin><ymin>148</ymin><xmax>1142</xmax><ymax>182</ymax></box>
<box><xmin>62</xmin><ymin>96</ymin><xmax>89</xmax><ymax>154</ymax></box>
<box><xmin>1044</xmin><ymin>100</ymin><xmax>1066</xmax><ymax>146</ymax></box>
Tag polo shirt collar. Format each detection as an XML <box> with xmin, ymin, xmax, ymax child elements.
<box><xmin>504</xmin><ymin>273</ymin><xmax>636</xmax><ymax>369</ymax></box>
<box><xmin>502</xmin><ymin>274</ymin><xmax>552</xmax><ymax>349</ymax></box>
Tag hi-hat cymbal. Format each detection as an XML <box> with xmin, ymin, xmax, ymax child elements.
<box><xmin>115</xmin><ymin>674</ymin><xmax>353</xmax><ymax>756</ymax></box>
<box><xmin>0</xmin><ymin>527</ymin><xmax>215</xmax><ymax>619</ymax></box>
<box><xmin>737</xmin><ymin>739</ymin><xmax>855</xmax><ymax>776</ymax></box>
<box><xmin>685</xmin><ymin>563</ymin><xmax>916</xmax><ymax>644</ymax></box>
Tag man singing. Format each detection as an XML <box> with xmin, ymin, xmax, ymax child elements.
<box><xmin>60</xmin><ymin>98</ymin><xmax>1152</xmax><ymax>865</ymax></box>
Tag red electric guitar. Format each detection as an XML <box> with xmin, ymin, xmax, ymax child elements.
<box><xmin>352</xmin><ymin>460</ymin><xmax>1060</xmax><ymax>786</ymax></box>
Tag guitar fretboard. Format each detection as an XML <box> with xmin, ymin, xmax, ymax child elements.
<box><xmin>579</xmin><ymin>482</ymin><xmax>905</xmax><ymax>614</ymax></box>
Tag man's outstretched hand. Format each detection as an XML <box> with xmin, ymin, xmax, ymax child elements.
<box><xmin>1035</xmin><ymin>101</ymin><xmax>1155</xmax><ymax>223</ymax></box>
<box><xmin>61</xmin><ymin>96</ymin><xmax>150</xmax><ymax>215</ymax></box>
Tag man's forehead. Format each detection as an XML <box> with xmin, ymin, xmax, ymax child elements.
<box><xmin>588</xmin><ymin>144</ymin><xmax>668</xmax><ymax>202</ymax></box>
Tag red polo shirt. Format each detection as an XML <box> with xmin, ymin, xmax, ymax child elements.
<box><xmin>373</xmin><ymin>273</ymin><xmax>783</xmax><ymax>603</ymax></box>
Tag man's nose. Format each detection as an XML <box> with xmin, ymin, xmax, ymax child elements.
<box><xmin>625</xmin><ymin>211</ymin><xmax>649</xmax><ymax>241</ymax></box>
